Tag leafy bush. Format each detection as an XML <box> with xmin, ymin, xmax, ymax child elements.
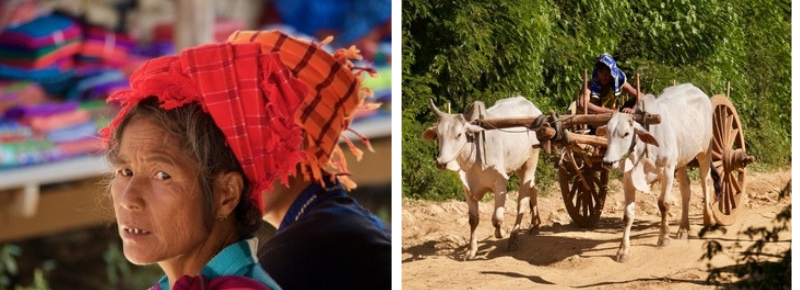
<box><xmin>402</xmin><ymin>0</ymin><xmax>790</xmax><ymax>200</ymax></box>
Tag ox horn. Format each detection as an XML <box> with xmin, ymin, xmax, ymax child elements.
<box><xmin>429</xmin><ymin>99</ymin><xmax>446</xmax><ymax>118</ymax></box>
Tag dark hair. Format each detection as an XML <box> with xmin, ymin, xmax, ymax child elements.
<box><xmin>106</xmin><ymin>97</ymin><xmax>261</xmax><ymax>239</ymax></box>
<box><xmin>594</xmin><ymin>61</ymin><xmax>610</xmax><ymax>71</ymax></box>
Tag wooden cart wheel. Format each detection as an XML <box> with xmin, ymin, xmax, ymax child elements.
<box><xmin>558</xmin><ymin>153</ymin><xmax>608</xmax><ymax>228</ymax></box>
<box><xmin>710</xmin><ymin>95</ymin><xmax>751</xmax><ymax>226</ymax></box>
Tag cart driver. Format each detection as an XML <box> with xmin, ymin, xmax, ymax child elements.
<box><xmin>578</xmin><ymin>53</ymin><xmax>644</xmax><ymax>114</ymax></box>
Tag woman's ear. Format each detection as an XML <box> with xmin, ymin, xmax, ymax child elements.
<box><xmin>215</xmin><ymin>171</ymin><xmax>244</xmax><ymax>217</ymax></box>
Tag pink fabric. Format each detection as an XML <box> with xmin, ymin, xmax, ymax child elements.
<box><xmin>29</xmin><ymin>109</ymin><xmax>90</xmax><ymax>131</ymax></box>
<box><xmin>149</xmin><ymin>275</ymin><xmax>272</xmax><ymax>290</ymax></box>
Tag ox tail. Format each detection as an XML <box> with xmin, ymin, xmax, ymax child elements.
<box><xmin>710</xmin><ymin>164</ymin><xmax>721</xmax><ymax>197</ymax></box>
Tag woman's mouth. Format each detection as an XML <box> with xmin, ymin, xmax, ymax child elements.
<box><xmin>122</xmin><ymin>226</ymin><xmax>152</xmax><ymax>238</ymax></box>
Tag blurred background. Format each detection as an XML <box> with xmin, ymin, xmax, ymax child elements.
<box><xmin>0</xmin><ymin>0</ymin><xmax>391</xmax><ymax>289</ymax></box>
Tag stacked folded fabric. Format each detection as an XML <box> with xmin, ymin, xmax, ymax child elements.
<box><xmin>66</xmin><ymin>69</ymin><xmax>128</xmax><ymax>100</ymax></box>
<box><xmin>0</xmin><ymin>81</ymin><xmax>47</xmax><ymax>116</ymax></box>
<box><xmin>0</xmin><ymin>14</ymin><xmax>82</xmax><ymax>94</ymax></box>
<box><xmin>78</xmin><ymin>25</ymin><xmax>136</xmax><ymax>65</ymax></box>
<box><xmin>0</xmin><ymin>98</ymin><xmax>105</xmax><ymax>169</ymax></box>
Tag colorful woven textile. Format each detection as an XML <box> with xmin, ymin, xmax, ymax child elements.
<box><xmin>78</xmin><ymin>25</ymin><xmax>136</xmax><ymax>64</ymax></box>
<box><xmin>0</xmin><ymin>81</ymin><xmax>47</xmax><ymax>115</ymax></box>
<box><xmin>0</xmin><ymin>14</ymin><xmax>81</xmax><ymax>49</ymax></box>
<box><xmin>228</xmin><ymin>30</ymin><xmax>375</xmax><ymax>188</ymax></box>
<box><xmin>101</xmin><ymin>42</ymin><xmax>307</xmax><ymax>214</ymax></box>
<box><xmin>0</xmin><ymin>41</ymin><xmax>80</xmax><ymax>69</ymax></box>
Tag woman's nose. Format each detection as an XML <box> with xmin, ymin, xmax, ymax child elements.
<box><xmin>117</xmin><ymin>177</ymin><xmax>146</xmax><ymax>211</ymax></box>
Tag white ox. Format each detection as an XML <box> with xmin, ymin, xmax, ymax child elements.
<box><xmin>599</xmin><ymin>83</ymin><xmax>715</xmax><ymax>262</ymax></box>
<box><xmin>423</xmin><ymin>97</ymin><xmax>542</xmax><ymax>260</ymax></box>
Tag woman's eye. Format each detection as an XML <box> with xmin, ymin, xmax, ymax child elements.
<box><xmin>155</xmin><ymin>171</ymin><xmax>171</xmax><ymax>180</ymax></box>
<box><xmin>118</xmin><ymin>169</ymin><xmax>133</xmax><ymax>177</ymax></box>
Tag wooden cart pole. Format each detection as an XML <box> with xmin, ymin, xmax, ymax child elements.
<box><xmin>582</xmin><ymin>69</ymin><xmax>588</xmax><ymax>132</ymax></box>
<box><xmin>726</xmin><ymin>81</ymin><xmax>731</xmax><ymax>98</ymax></box>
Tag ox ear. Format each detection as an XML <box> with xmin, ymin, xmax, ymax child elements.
<box><xmin>595</xmin><ymin>125</ymin><xmax>607</xmax><ymax>137</ymax></box>
<box><xmin>634</xmin><ymin>128</ymin><xmax>660</xmax><ymax>147</ymax></box>
<box><xmin>422</xmin><ymin>126</ymin><xmax>438</xmax><ymax>141</ymax></box>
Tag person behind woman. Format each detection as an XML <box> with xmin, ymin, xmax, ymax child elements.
<box><xmin>229</xmin><ymin>30</ymin><xmax>392</xmax><ymax>290</ymax></box>
<box><xmin>578</xmin><ymin>53</ymin><xmax>644</xmax><ymax>114</ymax></box>
<box><xmin>103</xmin><ymin>39</ymin><xmax>311</xmax><ymax>289</ymax></box>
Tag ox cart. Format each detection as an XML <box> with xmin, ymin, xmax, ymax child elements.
<box><xmin>471</xmin><ymin>82</ymin><xmax>755</xmax><ymax>228</ymax></box>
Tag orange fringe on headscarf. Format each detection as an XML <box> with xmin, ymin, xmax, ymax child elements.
<box><xmin>228</xmin><ymin>30</ymin><xmax>378</xmax><ymax>190</ymax></box>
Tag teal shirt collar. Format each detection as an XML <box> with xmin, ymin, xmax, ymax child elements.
<box><xmin>155</xmin><ymin>237</ymin><xmax>280</xmax><ymax>290</ymax></box>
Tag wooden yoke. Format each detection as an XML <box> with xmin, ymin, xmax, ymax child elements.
<box><xmin>472</xmin><ymin>114</ymin><xmax>661</xmax><ymax>131</ymax></box>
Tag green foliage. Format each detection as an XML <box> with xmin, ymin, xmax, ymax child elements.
<box><xmin>0</xmin><ymin>244</ymin><xmax>21</xmax><ymax>290</ymax></box>
<box><xmin>402</xmin><ymin>0</ymin><xmax>791</xmax><ymax>200</ymax></box>
<box><xmin>103</xmin><ymin>242</ymin><xmax>130</xmax><ymax>285</ymax></box>
<box><xmin>0</xmin><ymin>244</ymin><xmax>53</xmax><ymax>290</ymax></box>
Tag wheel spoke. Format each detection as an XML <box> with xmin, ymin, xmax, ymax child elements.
<box><xmin>712</xmin><ymin>160</ymin><xmax>724</xmax><ymax>170</ymax></box>
<box><xmin>731</xmin><ymin>173</ymin><xmax>742</xmax><ymax>194</ymax></box>
<box><xmin>720</xmin><ymin>113</ymin><xmax>732</xmax><ymax>153</ymax></box>
<box><xmin>726</xmin><ymin>127</ymin><xmax>738</xmax><ymax>150</ymax></box>
<box><xmin>713</xmin><ymin>114</ymin><xmax>724</xmax><ymax>151</ymax></box>
<box><xmin>711</xmin><ymin>150</ymin><xmax>723</xmax><ymax>160</ymax></box>
<box><xmin>724</xmin><ymin>182</ymin><xmax>732</xmax><ymax>214</ymax></box>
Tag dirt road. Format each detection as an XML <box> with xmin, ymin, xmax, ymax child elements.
<box><xmin>401</xmin><ymin>169</ymin><xmax>791</xmax><ymax>289</ymax></box>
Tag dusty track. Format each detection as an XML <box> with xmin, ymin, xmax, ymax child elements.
<box><xmin>402</xmin><ymin>169</ymin><xmax>791</xmax><ymax>289</ymax></box>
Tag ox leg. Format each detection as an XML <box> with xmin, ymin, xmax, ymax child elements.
<box><xmin>492</xmin><ymin>182</ymin><xmax>508</xmax><ymax>239</ymax></box>
<box><xmin>509</xmin><ymin>182</ymin><xmax>528</xmax><ymax>251</ymax></box>
<box><xmin>657</xmin><ymin>167</ymin><xmax>676</xmax><ymax>247</ymax></box>
<box><xmin>465</xmin><ymin>198</ymin><xmax>480</xmax><ymax>260</ymax></box>
<box><xmin>616</xmin><ymin>175</ymin><xmax>636</xmax><ymax>262</ymax></box>
<box><xmin>697</xmin><ymin>152</ymin><xmax>714</xmax><ymax>226</ymax></box>
<box><xmin>521</xmin><ymin>151</ymin><xmax>540</xmax><ymax>235</ymax></box>
<box><xmin>675</xmin><ymin>166</ymin><xmax>692</xmax><ymax>239</ymax></box>
<box><xmin>528</xmin><ymin>185</ymin><xmax>540</xmax><ymax>235</ymax></box>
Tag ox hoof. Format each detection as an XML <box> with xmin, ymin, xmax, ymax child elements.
<box><xmin>677</xmin><ymin>229</ymin><xmax>690</xmax><ymax>240</ymax></box>
<box><xmin>463</xmin><ymin>250</ymin><xmax>477</xmax><ymax>261</ymax></box>
<box><xmin>657</xmin><ymin>237</ymin><xmax>671</xmax><ymax>247</ymax></box>
<box><xmin>495</xmin><ymin>227</ymin><xmax>506</xmax><ymax>239</ymax></box>
<box><xmin>528</xmin><ymin>226</ymin><xmax>540</xmax><ymax>235</ymax></box>
<box><xmin>703</xmin><ymin>210</ymin><xmax>714</xmax><ymax>226</ymax></box>
<box><xmin>616</xmin><ymin>252</ymin><xmax>629</xmax><ymax>263</ymax></box>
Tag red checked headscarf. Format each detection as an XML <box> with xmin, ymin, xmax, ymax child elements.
<box><xmin>100</xmin><ymin>42</ymin><xmax>308</xmax><ymax>214</ymax></box>
<box><xmin>228</xmin><ymin>30</ymin><xmax>377</xmax><ymax>189</ymax></box>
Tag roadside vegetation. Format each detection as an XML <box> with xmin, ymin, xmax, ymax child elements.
<box><xmin>402</xmin><ymin>0</ymin><xmax>790</xmax><ymax>200</ymax></box>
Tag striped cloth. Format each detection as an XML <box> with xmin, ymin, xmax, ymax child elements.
<box><xmin>100</xmin><ymin>42</ymin><xmax>307</xmax><ymax>214</ymax></box>
<box><xmin>228</xmin><ymin>30</ymin><xmax>375</xmax><ymax>189</ymax></box>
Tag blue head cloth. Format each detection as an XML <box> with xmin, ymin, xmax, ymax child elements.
<box><xmin>590</xmin><ymin>53</ymin><xmax>626</xmax><ymax>97</ymax></box>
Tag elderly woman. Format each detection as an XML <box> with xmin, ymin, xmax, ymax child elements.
<box><xmin>103</xmin><ymin>40</ymin><xmax>309</xmax><ymax>289</ymax></box>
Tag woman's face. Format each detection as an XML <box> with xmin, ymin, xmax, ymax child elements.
<box><xmin>111</xmin><ymin>116</ymin><xmax>209</xmax><ymax>265</ymax></box>
<box><xmin>597</xmin><ymin>66</ymin><xmax>612</xmax><ymax>85</ymax></box>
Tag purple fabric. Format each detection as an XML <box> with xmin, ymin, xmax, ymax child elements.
<box><xmin>4</xmin><ymin>101</ymin><xmax>78</xmax><ymax>119</ymax></box>
<box><xmin>148</xmin><ymin>275</ymin><xmax>273</xmax><ymax>290</ymax></box>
